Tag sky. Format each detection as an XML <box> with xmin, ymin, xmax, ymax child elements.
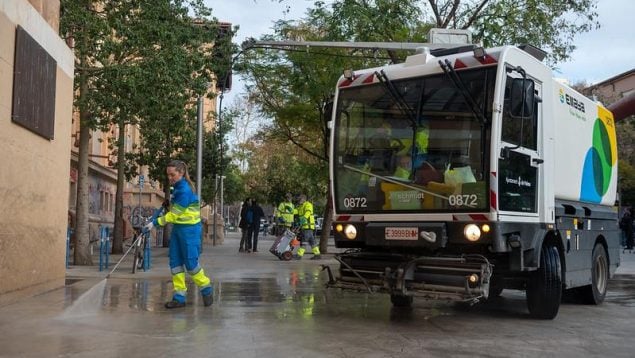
<box><xmin>207</xmin><ymin>0</ymin><xmax>635</xmax><ymax>104</ymax></box>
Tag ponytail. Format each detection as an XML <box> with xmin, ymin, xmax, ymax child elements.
<box><xmin>167</xmin><ymin>160</ymin><xmax>196</xmax><ymax>192</ymax></box>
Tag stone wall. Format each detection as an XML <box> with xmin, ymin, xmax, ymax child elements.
<box><xmin>0</xmin><ymin>0</ymin><xmax>74</xmax><ymax>305</ymax></box>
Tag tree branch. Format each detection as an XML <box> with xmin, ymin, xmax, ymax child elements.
<box><xmin>441</xmin><ymin>0</ymin><xmax>461</xmax><ymax>28</ymax></box>
<box><xmin>461</xmin><ymin>0</ymin><xmax>490</xmax><ymax>29</ymax></box>
<box><xmin>428</xmin><ymin>0</ymin><xmax>443</xmax><ymax>27</ymax></box>
<box><xmin>278</xmin><ymin>121</ymin><xmax>327</xmax><ymax>162</ymax></box>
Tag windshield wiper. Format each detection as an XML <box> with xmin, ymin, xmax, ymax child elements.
<box><xmin>374</xmin><ymin>70</ymin><xmax>417</xmax><ymax>127</ymax></box>
<box><xmin>438</xmin><ymin>59</ymin><xmax>488</xmax><ymax>125</ymax></box>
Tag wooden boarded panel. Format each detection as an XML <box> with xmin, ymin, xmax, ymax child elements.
<box><xmin>11</xmin><ymin>25</ymin><xmax>57</xmax><ymax>140</ymax></box>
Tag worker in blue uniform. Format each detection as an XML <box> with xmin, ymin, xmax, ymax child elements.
<box><xmin>145</xmin><ymin>160</ymin><xmax>213</xmax><ymax>308</ymax></box>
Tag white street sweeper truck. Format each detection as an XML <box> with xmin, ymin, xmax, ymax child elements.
<box><xmin>325</xmin><ymin>40</ymin><xmax>620</xmax><ymax>319</ymax></box>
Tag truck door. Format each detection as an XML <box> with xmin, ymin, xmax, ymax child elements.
<box><xmin>498</xmin><ymin>73</ymin><xmax>542</xmax><ymax>220</ymax></box>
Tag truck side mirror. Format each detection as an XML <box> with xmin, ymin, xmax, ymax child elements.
<box><xmin>510</xmin><ymin>78</ymin><xmax>535</xmax><ymax>118</ymax></box>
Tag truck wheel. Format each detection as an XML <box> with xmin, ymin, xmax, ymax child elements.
<box><xmin>526</xmin><ymin>241</ymin><xmax>562</xmax><ymax>319</ymax></box>
<box><xmin>390</xmin><ymin>294</ymin><xmax>413</xmax><ymax>308</ymax></box>
<box><xmin>581</xmin><ymin>243</ymin><xmax>608</xmax><ymax>304</ymax></box>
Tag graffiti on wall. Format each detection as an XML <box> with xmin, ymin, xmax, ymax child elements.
<box><xmin>88</xmin><ymin>176</ymin><xmax>115</xmax><ymax>216</ymax></box>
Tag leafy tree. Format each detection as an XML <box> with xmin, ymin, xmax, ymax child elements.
<box><xmin>132</xmin><ymin>13</ymin><xmax>236</xmax><ymax>247</ymax></box>
<box><xmin>619</xmin><ymin>160</ymin><xmax>635</xmax><ymax>207</ymax></box>
<box><xmin>61</xmin><ymin>0</ymin><xmax>232</xmax><ymax>259</ymax></box>
<box><xmin>468</xmin><ymin>0</ymin><xmax>599</xmax><ymax>65</ymax></box>
<box><xmin>61</xmin><ymin>0</ymin><xmax>119</xmax><ymax>264</ymax></box>
<box><xmin>242</xmin><ymin>135</ymin><xmax>326</xmax><ymax>206</ymax></box>
<box><xmin>200</xmin><ymin>105</ymin><xmax>235</xmax><ymax>207</ymax></box>
<box><xmin>237</xmin><ymin>0</ymin><xmax>600</xmax><ymax>253</ymax></box>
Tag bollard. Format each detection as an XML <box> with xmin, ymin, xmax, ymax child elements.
<box><xmin>143</xmin><ymin>232</ymin><xmax>151</xmax><ymax>271</ymax></box>
<box><xmin>99</xmin><ymin>226</ymin><xmax>111</xmax><ymax>272</ymax></box>
<box><xmin>66</xmin><ymin>227</ymin><xmax>72</xmax><ymax>268</ymax></box>
<box><xmin>99</xmin><ymin>226</ymin><xmax>104</xmax><ymax>272</ymax></box>
<box><xmin>105</xmin><ymin>227</ymin><xmax>110</xmax><ymax>269</ymax></box>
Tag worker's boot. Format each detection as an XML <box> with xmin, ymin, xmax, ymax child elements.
<box><xmin>201</xmin><ymin>286</ymin><xmax>213</xmax><ymax>307</ymax></box>
<box><xmin>310</xmin><ymin>246</ymin><xmax>321</xmax><ymax>260</ymax></box>
<box><xmin>202</xmin><ymin>294</ymin><xmax>213</xmax><ymax>307</ymax></box>
<box><xmin>165</xmin><ymin>300</ymin><xmax>186</xmax><ymax>309</ymax></box>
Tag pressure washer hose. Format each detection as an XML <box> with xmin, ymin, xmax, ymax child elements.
<box><xmin>105</xmin><ymin>207</ymin><xmax>164</xmax><ymax>278</ymax></box>
<box><xmin>106</xmin><ymin>233</ymin><xmax>144</xmax><ymax>278</ymax></box>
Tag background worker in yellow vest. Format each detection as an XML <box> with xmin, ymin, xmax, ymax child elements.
<box><xmin>294</xmin><ymin>194</ymin><xmax>320</xmax><ymax>260</ymax></box>
<box><xmin>275</xmin><ymin>192</ymin><xmax>295</xmax><ymax>235</ymax></box>
<box><xmin>144</xmin><ymin>160</ymin><xmax>212</xmax><ymax>309</ymax></box>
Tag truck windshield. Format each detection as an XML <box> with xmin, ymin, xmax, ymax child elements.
<box><xmin>333</xmin><ymin>67</ymin><xmax>495</xmax><ymax>214</ymax></box>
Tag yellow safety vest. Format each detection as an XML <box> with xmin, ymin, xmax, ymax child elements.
<box><xmin>156</xmin><ymin>179</ymin><xmax>200</xmax><ymax>226</ymax></box>
<box><xmin>297</xmin><ymin>201</ymin><xmax>315</xmax><ymax>230</ymax></box>
<box><xmin>277</xmin><ymin>201</ymin><xmax>295</xmax><ymax>227</ymax></box>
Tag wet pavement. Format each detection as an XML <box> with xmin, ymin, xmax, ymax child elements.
<box><xmin>1</xmin><ymin>232</ymin><xmax>635</xmax><ymax>357</ymax></box>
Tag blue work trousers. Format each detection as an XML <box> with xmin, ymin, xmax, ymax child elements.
<box><xmin>169</xmin><ymin>223</ymin><xmax>202</xmax><ymax>271</ymax></box>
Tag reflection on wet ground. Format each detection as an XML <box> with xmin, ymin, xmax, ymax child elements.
<box><xmin>2</xmin><ymin>246</ymin><xmax>635</xmax><ymax>357</ymax></box>
<box><xmin>606</xmin><ymin>274</ymin><xmax>635</xmax><ymax>307</ymax></box>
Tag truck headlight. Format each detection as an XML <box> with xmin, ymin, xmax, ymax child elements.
<box><xmin>464</xmin><ymin>224</ymin><xmax>481</xmax><ymax>242</ymax></box>
<box><xmin>344</xmin><ymin>224</ymin><xmax>357</xmax><ymax>240</ymax></box>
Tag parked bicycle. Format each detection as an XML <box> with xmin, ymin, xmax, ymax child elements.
<box><xmin>129</xmin><ymin>207</ymin><xmax>164</xmax><ymax>274</ymax></box>
<box><xmin>131</xmin><ymin>227</ymin><xmax>149</xmax><ymax>273</ymax></box>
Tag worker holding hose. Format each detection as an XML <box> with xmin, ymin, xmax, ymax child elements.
<box><xmin>144</xmin><ymin>160</ymin><xmax>213</xmax><ymax>308</ymax></box>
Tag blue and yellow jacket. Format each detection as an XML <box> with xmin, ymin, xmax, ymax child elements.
<box><xmin>154</xmin><ymin>178</ymin><xmax>200</xmax><ymax>226</ymax></box>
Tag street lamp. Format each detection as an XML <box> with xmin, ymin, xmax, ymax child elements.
<box><xmin>220</xmin><ymin>175</ymin><xmax>226</xmax><ymax>226</ymax></box>
<box><xmin>212</xmin><ymin>174</ymin><xmax>226</xmax><ymax>246</ymax></box>
<box><xmin>196</xmin><ymin>95</ymin><xmax>204</xmax><ymax>202</ymax></box>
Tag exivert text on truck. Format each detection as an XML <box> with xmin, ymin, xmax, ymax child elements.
<box><xmin>326</xmin><ymin>43</ymin><xmax>620</xmax><ymax>319</ymax></box>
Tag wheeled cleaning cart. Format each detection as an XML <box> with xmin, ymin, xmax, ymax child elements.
<box><xmin>269</xmin><ymin>229</ymin><xmax>299</xmax><ymax>261</ymax></box>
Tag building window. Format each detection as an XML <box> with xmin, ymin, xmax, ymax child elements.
<box><xmin>11</xmin><ymin>26</ymin><xmax>57</xmax><ymax>140</ymax></box>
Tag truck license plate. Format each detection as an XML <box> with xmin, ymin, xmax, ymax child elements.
<box><xmin>385</xmin><ymin>227</ymin><xmax>418</xmax><ymax>241</ymax></box>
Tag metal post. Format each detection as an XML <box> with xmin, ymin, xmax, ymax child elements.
<box><xmin>138</xmin><ymin>174</ymin><xmax>144</xmax><ymax>227</ymax></box>
<box><xmin>66</xmin><ymin>227</ymin><xmax>71</xmax><ymax>268</ymax></box>
<box><xmin>105</xmin><ymin>227</ymin><xmax>110</xmax><ymax>269</ymax></box>
<box><xmin>196</xmin><ymin>96</ymin><xmax>203</xmax><ymax>201</ymax></box>
<box><xmin>98</xmin><ymin>226</ymin><xmax>103</xmax><ymax>272</ymax></box>
<box><xmin>212</xmin><ymin>175</ymin><xmax>218</xmax><ymax>246</ymax></box>
<box><xmin>144</xmin><ymin>237</ymin><xmax>150</xmax><ymax>271</ymax></box>
<box><xmin>220</xmin><ymin>175</ymin><xmax>225</xmax><ymax>230</ymax></box>
<box><xmin>98</xmin><ymin>226</ymin><xmax>111</xmax><ymax>271</ymax></box>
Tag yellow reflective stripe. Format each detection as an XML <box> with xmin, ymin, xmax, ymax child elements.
<box><xmin>170</xmin><ymin>203</ymin><xmax>186</xmax><ymax>215</ymax></box>
<box><xmin>158</xmin><ymin>203</ymin><xmax>200</xmax><ymax>225</ymax></box>
<box><xmin>191</xmin><ymin>268</ymin><xmax>211</xmax><ymax>288</ymax></box>
<box><xmin>172</xmin><ymin>272</ymin><xmax>187</xmax><ymax>292</ymax></box>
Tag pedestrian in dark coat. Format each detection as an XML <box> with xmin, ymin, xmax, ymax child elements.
<box><xmin>238</xmin><ymin>198</ymin><xmax>252</xmax><ymax>252</ymax></box>
<box><xmin>248</xmin><ymin>200</ymin><xmax>265</xmax><ymax>252</ymax></box>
